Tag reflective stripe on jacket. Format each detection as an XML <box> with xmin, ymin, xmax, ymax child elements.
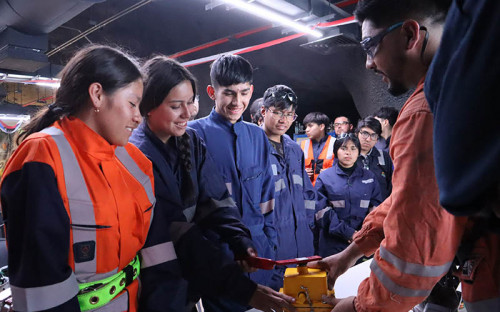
<box><xmin>300</xmin><ymin>136</ymin><xmax>335</xmax><ymax>186</ymax></box>
<box><xmin>1</xmin><ymin>117</ymin><xmax>155</xmax><ymax>311</ymax></box>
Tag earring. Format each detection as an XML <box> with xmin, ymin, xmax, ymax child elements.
<box><xmin>94</xmin><ymin>108</ymin><xmax>100</xmax><ymax>113</ymax></box>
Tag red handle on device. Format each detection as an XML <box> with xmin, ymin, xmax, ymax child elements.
<box><xmin>235</xmin><ymin>255</ymin><xmax>322</xmax><ymax>270</ymax></box>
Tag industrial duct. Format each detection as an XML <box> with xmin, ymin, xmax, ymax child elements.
<box><xmin>0</xmin><ymin>0</ymin><xmax>104</xmax><ymax>72</ymax></box>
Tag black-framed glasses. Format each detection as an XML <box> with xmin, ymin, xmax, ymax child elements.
<box><xmin>270</xmin><ymin>91</ymin><xmax>298</xmax><ymax>105</ymax></box>
<box><xmin>359</xmin><ymin>130</ymin><xmax>379</xmax><ymax>141</ymax></box>
<box><xmin>360</xmin><ymin>22</ymin><xmax>404</xmax><ymax>58</ymax></box>
<box><xmin>333</xmin><ymin>121</ymin><xmax>349</xmax><ymax>127</ymax></box>
<box><xmin>267</xmin><ymin>108</ymin><xmax>298</xmax><ymax>121</ymax></box>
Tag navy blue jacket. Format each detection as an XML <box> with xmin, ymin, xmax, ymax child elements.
<box><xmin>356</xmin><ymin>147</ymin><xmax>393</xmax><ymax>200</ymax></box>
<box><xmin>129</xmin><ymin>123</ymin><xmax>257</xmax><ymax>309</ymax></box>
<box><xmin>425</xmin><ymin>0</ymin><xmax>500</xmax><ymax>215</ymax></box>
<box><xmin>314</xmin><ymin>164</ymin><xmax>382</xmax><ymax>257</ymax></box>
<box><xmin>189</xmin><ymin>109</ymin><xmax>277</xmax><ymax>286</ymax></box>
<box><xmin>270</xmin><ymin>135</ymin><xmax>315</xmax><ymax>260</ymax></box>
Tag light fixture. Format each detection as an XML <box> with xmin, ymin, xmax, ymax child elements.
<box><xmin>221</xmin><ymin>0</ymin><xmax>323</xmax><ymax>38</ymax></box>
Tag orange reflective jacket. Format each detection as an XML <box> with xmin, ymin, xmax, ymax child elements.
<box><xmin>300</xmin><ymin>136</ymin><xmax>335</xmax><ymax>186</ymax></box>
<box><xmin>2</xmin><ymin>117</ymin><xmax>155</xmax><ymax>311</ymax></box>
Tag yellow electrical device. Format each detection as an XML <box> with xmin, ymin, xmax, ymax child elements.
<box><xmin>282</xmin><ymin>265</ymin><xmax>335</xmax><ymax>311</ymax></box>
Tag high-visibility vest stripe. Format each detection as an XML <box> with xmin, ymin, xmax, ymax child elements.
<box><xmin>302</xmin><ymin>139</ymin><xmax>311</xmax><ymax>158</ymax></box>
<box><xmin>140</xmin><ymin>241</ymin><xmax>177</xmax><ymax>269</ymax></box>
<box><xmin>379</xmin><ymin>246</ymin><xmax>452</xmax><ymax>277</ymax></box>
<box><xmin>330</xmin><ymin>200</ymin><xmax>345</xmax><ymax>208</ymax></box>
<box><xmin>304</xmin><ymin>200</ymin><xmax>316</xmax><ymax>210</ymax></box>
<box><xmin>42</xmin><ymin>127</ymin><xmax>98</xmax><ymax>281</ymax></box>
<box><xmin>292</xmin><ymin>174</ymin><xmax>303</xmax><ymax>187</ymax></box>
<box><xmin>370</xmin><ymin>259</ymin><xmax>432</xmax><ymax>298</ymax></box>
<box><xmin>212</xmin><ymin>197</ymin><xmax>236</xmax><ymax>208</ymax></box>
<box><xmin>275</xmin><ymin>179</ymin><xmax>286</xmax><ymax>192</ymax></box>
<box><xmin>11</xmin><ymin>272</ymin><xmax>80</xmax><ymax>311</ymax></box>
<box><xmin>315</xmin><ymin>207</ymin><xmax>331</xmax><ymax>221</ymax></box>
<box><xmin>260</xmin><ymin>199</ymin><xmax>274</xmax><ymax>214</ymax></box>
<box><xmin>325</xmin><ymin>137</ymin><xmax>335</xmax><ymax>160</ymax></box>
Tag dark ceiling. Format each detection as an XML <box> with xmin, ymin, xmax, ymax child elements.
<box><xmin>1</xmin><ymin>0</ymin><xmax>410</xmax><ymax>126</ymax></box>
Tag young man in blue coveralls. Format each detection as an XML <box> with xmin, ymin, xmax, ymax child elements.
<box><xmin>259</xmin><ymin>85</ymin><xmax>316</xmax><ymax>290</ymax></box>
<box><xmin>189</xmin><ymin>54</ymin><xmax>277</xmax><ymax>312</ymax></box>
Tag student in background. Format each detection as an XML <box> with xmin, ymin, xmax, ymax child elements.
<box><xmin>301</xmin><ymin>112</ymin><xmax>334</xmax><ymax>185</ymax></box>
<box><xmin>129</xmin><ymin>56</ymin><xmax>295</xmax><ymax>312</ymax></box>
<box><xmin>249</xmin><ymin>97</ymin><xmax>264</xmax><ymax>126</ymax></box>
<box><xmin>356</xmin><ymin>116</ymin><xmax>393</xmax><ymax>200</ymax></box>
<box><xmin>332</xmin><ymin>116</ymin><xmax>353</xmax><ymax>137</ymax></box>
<box><xmin>189</xmin><ymin>54</ymin><xmax>278</xmax><ymax>312</ymax></box>
<box><xmin>260</xmin><ymin>84</ymin><xmax>316</xmax><ymax>289</ymax></box>
<box><xmin>373</xmin><ymin>106</ymin><xmax>398</xmax><ymax>154</ymax></box>
<box><xmin>314</xmin><ymin>134</ymin><xmax>382</xmax><ymax>258</ymax></box>
<box><xmin>0</xmin><ymin>45</ymin><xmax>154</xmax><ymax>311</ymax></box>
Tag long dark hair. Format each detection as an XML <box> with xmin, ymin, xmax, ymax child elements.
<box><xmin>141</xmin><ymin>55</ymin><xmax>197</xmax><ymax>204</ymax></box>
<box><xmin>18</xmin><ymin>45</ymin><xmax>142</xmax><ymax>144</ymax></box>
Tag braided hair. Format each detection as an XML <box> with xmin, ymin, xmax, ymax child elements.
<box><xmin>141</xmin><ymin>55</ymin><xmax>197</xmax><ymax>204</ymax></box>
<box><xmin>18</xmin><ymin>45</ymin><xmax>142</xmax><ymax>144</ymax></box>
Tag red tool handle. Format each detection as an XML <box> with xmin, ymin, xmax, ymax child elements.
<box><xmin>235</xmin><ymin>255</ymin><xmax>322</xmax><ymax>270</ymax></box>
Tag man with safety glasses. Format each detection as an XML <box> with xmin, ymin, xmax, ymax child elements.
<box><xmin>260</xmin><ymin>84</ymin><xmax>316</xmax><ymax>290</ymax></box>
<box><xmin>308</xmin><ymin>0</ymin><xmax>477</xmax><ymax>311</ymax></box>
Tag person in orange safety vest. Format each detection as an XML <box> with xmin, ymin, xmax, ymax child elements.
<box><xmin>300</xmin><ymin>112</ymin><xmax>335</xmax><ymax>186</ymax></box>
<box><xmin>0</xmin><ymin>45</ymin><xmax>162</xmax><ymax>312</ymax></box>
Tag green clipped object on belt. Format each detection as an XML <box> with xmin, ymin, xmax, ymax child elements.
<box><xmin>77</xmin><ymin>255</ymin><xmax>140</xmax><ymax>311</ymax></box>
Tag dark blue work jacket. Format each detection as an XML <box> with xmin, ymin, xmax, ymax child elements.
<box><xmin>314</xmin><ymin>164</ymin><xmax>382</xmax><ymax>257</ymax></box>
<box><xmin>270</xmin><ymin>135</ymin><xmax>315</xmax><ymax>261</ymax></box>
<box><xmin>356</xmin><ymin>147</ymin><xmax>393</xmax><ymax>200</ymax></box>
<box><xmin>129</xmin><ymin>123</ymin><xmax>257</xmax><ymax>308</ymax></box>
<box><xmin>189</xmin><ymin>109</ymin><xmax>276</xmax><ymax>286</ymax></box>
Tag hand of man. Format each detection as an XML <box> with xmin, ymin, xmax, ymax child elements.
<box><xmin>305</xmin><ymin>168</ymin><xmax>313</xmax><ymax>178</ymax></box>
<box><xmin>330</xmin><ymin>296</ymin><xmax>356</xmax><ymax>312</ymax></box>
<box><xmin>307</xmin><ymin>243</ymin><xmax>362</xmax><ymax>290</ymax></box>
<box><xmin>248</xmin><ymin>284</ymin><xmax>297</xmax><ymax>312</ymax></box>
<box><xmin>235</xmin><ymin>247</ymin><xmax>258</xmax><ymax>273</ymax></box>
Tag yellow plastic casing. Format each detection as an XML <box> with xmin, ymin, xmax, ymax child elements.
<box><xmin>281</xmin><ymin>267</ymin><xmax>335</xmax><ymax>311</ymax></box>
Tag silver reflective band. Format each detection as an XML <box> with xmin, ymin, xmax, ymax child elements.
<box><xmin>376</xmin><ymin>148</ymin><xmax>385</xmax><ymax>166</ymax></box>
<box><xmin>370</xmin><ymin>259</ymin><xmax>432</xmax><ymax>298</ymax></box>
<box><xmin>141</xmin><ymin>241</ymin><xmax>177</xmax><ymax>269</ymax></box>
<box><xmin>89</xmin><ymin>291</ymin><xmax>128</xmax><ymax>312</ymax></box>
<box><xmin>183</xmin><ymin>205</ymin><xmax>196</xmax><ymax>222</ymax></box>
<box><xmin>115</xmin><ymin>146</ymin><xmax>156</xmax><ymax>206</ymax></box>
<box><xmin>303</xmin><ymin>139</ymin><xmax>311</xmax><ymax>158</ymax></box>
<box><xmin>260</xmin><ymin>199</ymin><xmax>274</xmax><ymax>214</ymax></box>
<box><xmin>379</xmin><ymin>246</ymin><xmax>451</xmax><ymax>277</ymax></box>
<box><xmin>360</xmin><ymin>200</ymin><xmax>370</xmax><ymax>208</ymax></box>
<box><xmin>315</xmin><ymin>207</ymin><xmax>331</xmax><ymax>221</ymax></box>
<box><xmin>325</xmin><ymin>137</ymin><xmax>335</xmax><ymax>160</ymax></box>
<box><xmin>271</xmin><ymin>164</ymin><xmax>278</xmax><ymax>175</ymax></box>
<box><xmin>330</xmin><ymin>200</ymin><xmax>345</xmax><ymax>208</ymax></box>
<box><xmin>41</xmin><ymin>127</ymin><xmax>97</xmax><ymax>281</ymax></box>
<box><xmin>225</xmin><ymin>183</ymin><xmax>232</xmax><ymax>195</ymax></box>
<box><xmin>304</xmin><ymin>200</ymin><xmax>315</xmax><ymax>210</ymax></box>
<box><xmin>292</xmin><ymin>174</ymin><xmax>303</xmax><ymax>187</ymax></box>
<box><xmin>275</xmin><ymin>179</ymin><xmax>286</xmax><ymax>192</ymax></box>
<box><xmin>464</xmin><ymin>297</ymin><xmax>500</xmax><ymax>312</ymax></box>
<box><xmin>11</xmin><ymin>272</ymin><xmax>80</xmax><ymax>311</ymax></box>
<box><xmin>170</xmin><ymin>221</ymin><xmax>195</xmax><ymax>243</ymax></box>
<box><xmin>212</xmin><ymin>197</ymin><xmax>236</xmax><ymax>208</ymax></box>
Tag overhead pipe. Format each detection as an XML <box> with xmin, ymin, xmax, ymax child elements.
<box><xmin>47</xmin><ymin>0</ymin><xmax>153</xmax><ymax>57</ymax></box>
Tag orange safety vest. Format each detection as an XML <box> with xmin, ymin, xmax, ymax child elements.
<box><xmin>300</xmin><ymin>135</ymin><xmax>335</xmax><ymax>186</ymax></box>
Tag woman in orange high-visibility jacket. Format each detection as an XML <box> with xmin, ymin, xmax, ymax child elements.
<box><xmin>0</xmin><ymin>45</ymin><xmax>177</xmax><ymax>311</ymax></box>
